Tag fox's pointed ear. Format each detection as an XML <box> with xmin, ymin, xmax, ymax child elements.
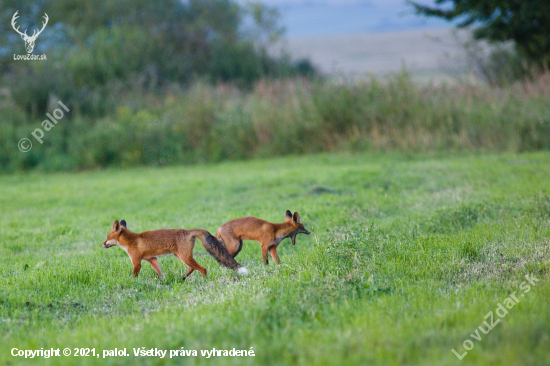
<box><xmin>120</xmin><ymin>220</ymin><xmax>127</xmax><ymax>228</ymax></box>
<box><xmin>285</xmin><ymin>210</ymin><xmax>292</xmax><ymax>221</ymax></box>
<box><xmin>293</xmin><ymin>212</ymin><xmax>300</xmax><ymax>223</ymax></box>
<box><xmin>112</xmin><ymin>220</ymin><xmax>120</xmax><ymax>232</ymax></box>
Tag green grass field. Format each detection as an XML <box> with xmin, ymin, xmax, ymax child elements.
<box><xmin>1</xmin><ymin>152</ymin><xmax>549</xmax><ymax>365</ymax></box>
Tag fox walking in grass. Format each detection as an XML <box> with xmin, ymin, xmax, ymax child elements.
<box><xmin>102</xmin><ymin>220</ymin><xmax>248</xmax><ymax>279</ymax></box>
<box><xmin>216</xmin><ymin>210</ymin><xmax>311</xmax><ymax>265</ymax></box>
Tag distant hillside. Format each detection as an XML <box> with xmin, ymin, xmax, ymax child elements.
<box><xmin>282</xmin><ymin>28</ymin><xmax>471</xmax><ymax>81</ymax></box>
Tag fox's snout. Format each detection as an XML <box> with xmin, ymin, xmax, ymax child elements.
<box><xmin>103</xmin><ymin>239</ymin><xmax>117</xmax><ymax>248</ymax></box>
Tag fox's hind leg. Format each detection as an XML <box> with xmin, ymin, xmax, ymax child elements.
<box><xmin>173</xmin><ymin>253</ymin><xmax>193</xmax><ymax>279</ymax></box>
<box><xmin>234</xmin><ymin>239</ymin><xmax>244</xmax><ymax>257</ymax></box>
<box><xmin>225</xmin><ymin>238</ymin><xmax>243</xmax><ymax>258</ymax></box>
<box><xmin>217</xmin><ymin>231</ymin><xmax>242</xmax><ymax>258</ymax></box>
<box><xmin>182</xmin><ymin>267</ymin><xmax>194</xmax><ymax>280</ymax></box>
<box><xmin>175</xmin><ymin>253</ymin><xmax>207</xmax><ymax>280</ymax></box>
<box><xmin>183</xmin><ymin>257</ymin><xmax>207</xmax><ymax>278</ymax></box>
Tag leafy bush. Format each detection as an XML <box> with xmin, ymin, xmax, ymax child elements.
<box><xmin>2</xmin><ymin>71</ymin><xmax>550</xmax><ymax>172</ymax></box>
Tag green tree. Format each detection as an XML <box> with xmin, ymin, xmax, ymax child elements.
<box><xmin>409</xmin><ymin>0</ymin><xmax>550</xmax><ymax>68</ymax></box>
<box><xmin>0</xmin><ymin>0</ymin><xmax>314</xmax><ymax>116</ymax></box>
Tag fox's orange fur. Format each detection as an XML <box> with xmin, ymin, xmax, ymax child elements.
<box><xmin>102</xmin><ymin>220</ymin><xmax>248</xmax><ymax>279</ymax></box>
<box><xmin>216</xmin><ymin>210</ymin><xmax>310</xmax><ymax>265</ymax></box>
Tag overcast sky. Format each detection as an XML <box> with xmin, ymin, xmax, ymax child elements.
<box><xmin>236</xmin><ymin>0</ymin><xmax>450</xmax><ymax>38</ymax></box>
<box><xmin>236</xmin><ymin>0</ymin><xmax>406</xmax><ymax>5</ymax></box>
<box><xmin>234</xmin><ymin>0</ymin><xmax>438</xmax><ymax>9</ymax></box>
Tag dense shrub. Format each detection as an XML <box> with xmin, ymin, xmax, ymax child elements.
<box><xmin>1</xmin><ymin>70</ymin><xmax>550</xmax><ymax>172</ymax></box>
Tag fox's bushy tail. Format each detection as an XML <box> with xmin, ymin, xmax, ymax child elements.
<box><xmin>192</xmin><ymin>230</ymin><xmax>249</xmax><ymax>275</ymax></box>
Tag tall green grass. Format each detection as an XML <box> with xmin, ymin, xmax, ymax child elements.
<box><xmin>2</xmin><ymin>70</ymin><xmax>550</xmax><ymax>172</ymax></box>
<box><xmin>0</xmin><ymin>152</ymin><xmax>549</xmax><ymax>365</ymax></box>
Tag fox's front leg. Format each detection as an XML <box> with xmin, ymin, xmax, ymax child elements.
<box><xmin>268</xmin><ymin>246</ymin><xmax>280</xmax><ymax>265</ymax></box>
<box><xmin>261</xmin><ymin>245</ymin><xmax>269</xmax><ymax>265</ymax></box>
<box><xmin>146</xmin><ymin>257</ymin><xmax>164</xmax><ymax>278</ymax></box>
<box><xmin>131</xmin><ymin>256</ymin><xmax>142</xmax><ymax>277</ymax></box>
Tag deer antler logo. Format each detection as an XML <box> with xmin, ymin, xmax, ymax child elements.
<box><xmin>11</xmin><ymin>11</ymin><xmax>49</xmax><ymax>54</ymax></box>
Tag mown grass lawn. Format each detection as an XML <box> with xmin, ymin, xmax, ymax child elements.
<box><xmin>1</xmin><ymin>152</ymin><xmax>549</xmax><ymax>365</ymax></box>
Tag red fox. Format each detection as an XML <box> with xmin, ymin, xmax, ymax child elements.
<box><xmin>216</xmin><ymin>210</ymin><xmax>310</xmax><ymax>265</ymax></box>
<box><xmin>102</xmin><ymin>220</ymin><xmax>249</xmax><ymax>279</ymax></box>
